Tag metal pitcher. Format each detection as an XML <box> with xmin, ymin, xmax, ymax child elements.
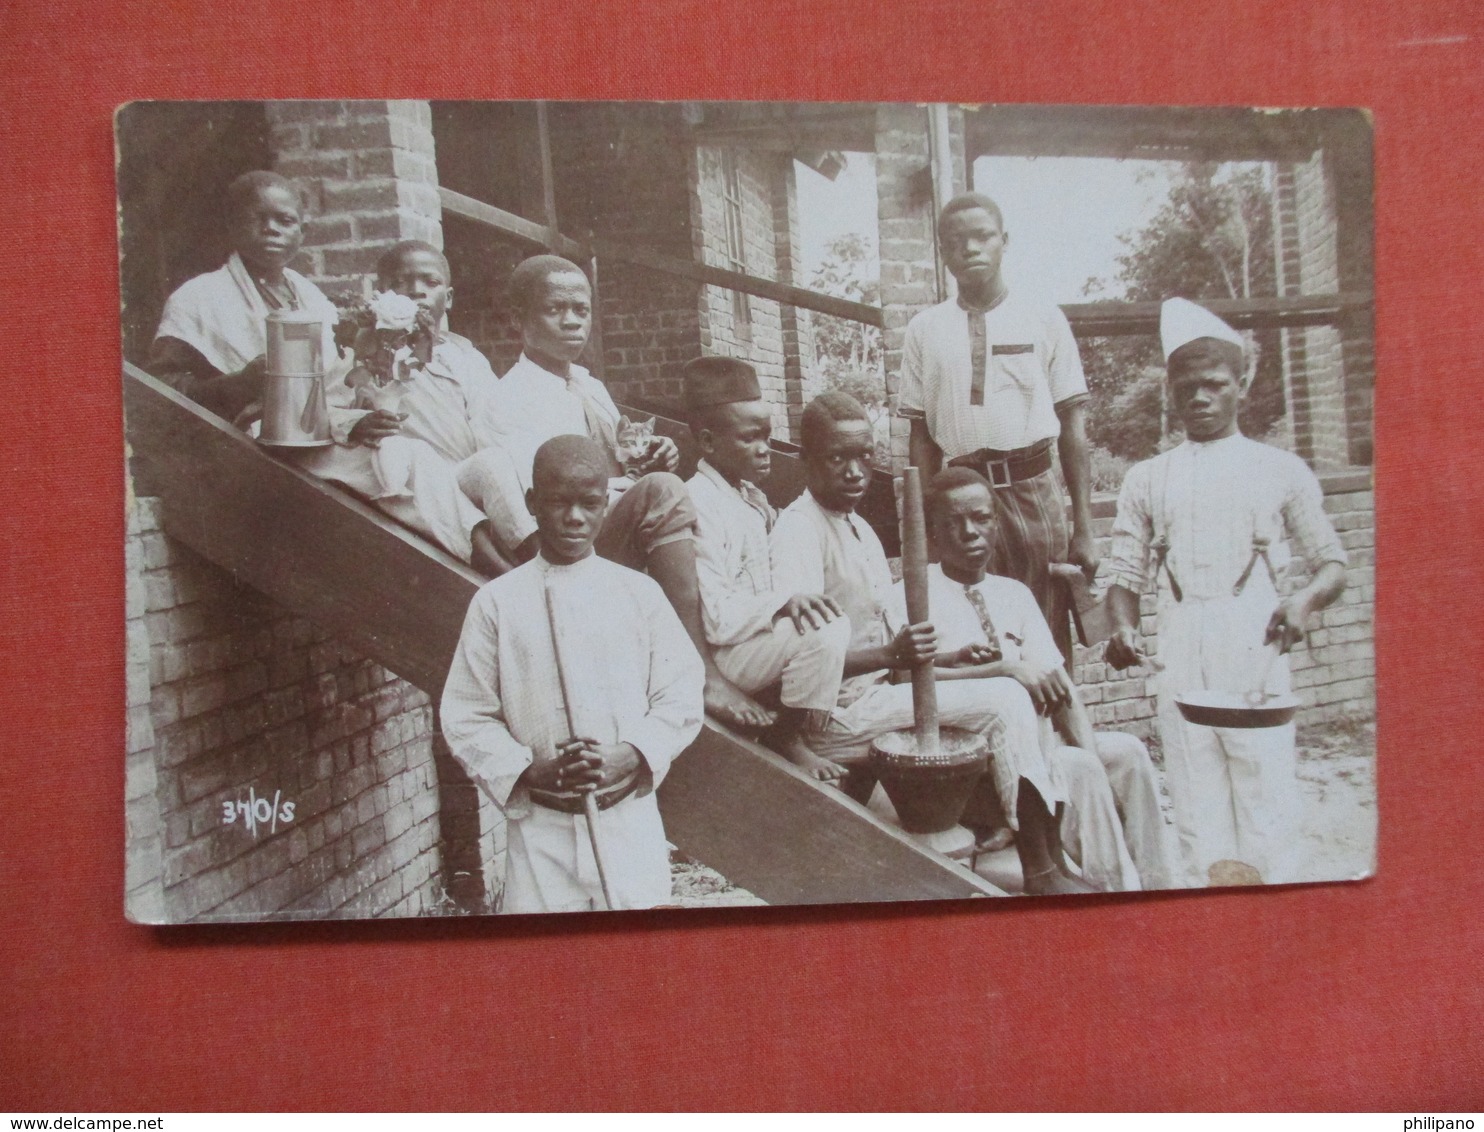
<box><xmin>260</xmin><ymin>309</ymin><xmax>332</xmax><ymax>447</ymax></box>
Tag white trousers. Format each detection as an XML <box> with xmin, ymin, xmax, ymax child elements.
<box><xmin>298</xmin><ymin>436</ymin><xmax>485</xmax><ymax>563</ymax></box>
<box><xmin>714</xmin><ymin>615</ymin><xmax>851</xmax><ymax>714</ymax></box>
<box><xmin>457</xmin><ymin>446</ymin><xmax>539</xmax><ymax>555</ymax></box>
<box><xmin>503</xmin><ymin>792</ymin><xmax>672</xmax><ymax>914</ymax></box>
<box><xmin>1060</xmin><ymin>731</ymin><xmax>1178</xmax><ymax>892</ymax></box>
<box><xmin>1157</xmin><ymin>586</ymin><xmax>1303</xmax><ymax>886</ymax></box>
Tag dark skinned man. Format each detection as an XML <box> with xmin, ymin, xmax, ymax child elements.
<box><xmin>1103</xmin><ymin>298</ymin><xmax>1347</xmax><ymax>887</ymax></box>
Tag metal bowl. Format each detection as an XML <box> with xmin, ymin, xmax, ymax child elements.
<box><xmin>1175</xmin><ymin>689</ymin><xmax>1300</xmax><ymax>729</ymax></box>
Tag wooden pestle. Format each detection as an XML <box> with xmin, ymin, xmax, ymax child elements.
<box><xmin>899</xmin><ymin>467</ymin><xmax>940</xmax><ymax>757</ymax></box>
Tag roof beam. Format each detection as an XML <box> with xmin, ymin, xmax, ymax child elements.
<box><xmin>592</xmin><ymin>237</ymin><xmax>886</xmax><ymax>328</ymax></box>
<box><xmin>1063</xmin><ymin>292</ymin><xmax>1373</xmax><ymax>337</ymax></box>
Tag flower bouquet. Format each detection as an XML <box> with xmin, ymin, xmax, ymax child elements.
<box><xmin>333</xmin><ymin>291</ymin><xmax>436</xmax><ymax>414</ymax></box>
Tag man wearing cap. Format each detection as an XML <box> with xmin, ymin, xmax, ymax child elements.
<box><xmin>683</xmin><ymin>356</ymin><xmax>852</xmax><ymax>781</ymax></box>
<box><xmin>899</xmin><ymin>192</ymin><xmax>1098</xmax><ymax>665</ymax></box>
<box><xmin>1103</xmin><ymin>298</ymin><xmax>1347</xmax><ymax>887</ymax></box>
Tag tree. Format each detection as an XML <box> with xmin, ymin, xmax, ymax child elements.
<box><xmin>1084</xmin><ymin>162</ymin><xmax>1286</xmax><ymax>460</ymax></box>
<box><xmin>808</xmin><ymin>233</ymin><xmax>890</xmax><ymax>461</ymax></box>
<box><xmin>809</xmin><ymin>231</ymin><xmax>884</xmax><ymax>401</ymax></box>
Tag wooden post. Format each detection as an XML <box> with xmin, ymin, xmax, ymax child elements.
<box><xmin>927</xmin><ymin>103</ymin><xmax>955</xmax><ymax>303</ymax></box>
<box><xmin>899</xmin><ymin>467</ymin><xmax>939</xmax><ymax>756</ymax></box>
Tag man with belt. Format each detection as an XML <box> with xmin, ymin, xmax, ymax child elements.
<box><xmin>899</xmin><ymin>192</ymin><xmax>1098</xmax><ymax>664</ymax></box>
<box><xmin>441</xmin><ymin>435</ymin><xmax>704</xmax><ymax>913</ymax></box>
<box><xmin>1103</xmin><ymin>299</ymin><xmax>1347</xmax><ymax>886</ymax></box>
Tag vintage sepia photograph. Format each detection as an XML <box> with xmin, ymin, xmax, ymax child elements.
<box><xmin>118</xmin><ymin>100</ymin><xmax>1376</xmax><ymax>921</ymax></box>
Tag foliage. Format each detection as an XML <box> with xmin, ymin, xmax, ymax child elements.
<box><xmin>808</xmin><ymin>233</ymin><xmax>885</xmax><ymax>403</ymax></box>
<box><xmin>1083</xmin><ymin>163</ymin><xmax>1287</xmax><ymax>460</ymax></box>
<box><xmin>1088</xmin><ymin>444</ymin><xmax>1133</xmax><ymax>495</ymax></box>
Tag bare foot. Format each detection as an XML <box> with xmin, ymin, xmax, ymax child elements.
<box><xmin>705</xmin><ymin>672</ymin><xmax>775</xmax><ymax>731</ymax></box>
<box><xmin>975</xmin><ymin>826</ymin><xmax>1015</xmax><ymax>854</ymax></box>
<box><xmin>1023</xmin><ymin>866</ymin><xmax>1098</xmax><ymax>896</ymax></box>
<box><xmin>470</xmin><ymin>525</ymin><xmax>516</xmax><ymax>579</ymax></box>
<box><xmin>772</xmin><ymin>733</ymin><xmax>848</xmax><ymax>784</ymax></box>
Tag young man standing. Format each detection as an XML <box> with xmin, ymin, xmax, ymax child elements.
<box><xmin>912</xmin><ymin>467</ymin><xmax>1175</xmax><ymax>891</ymax></box>
<box><xmin>683</xmin><ymin>356</ymin><xmax>850</xmax><ymax>781</ymax></box>
<box><xmin>898</xmin><ymin>192</ymin><xmax>1098</xmax><ymax>663</ymax></box>
<box><xmin>1103</xmin><ymin>298</ymin><xmax>1347</xmax><ymax>886</ymax></box>
<box><xmin>441</xmin><ymin>435</ymin><xmax>705</xmax><ymax>913</ymax></box>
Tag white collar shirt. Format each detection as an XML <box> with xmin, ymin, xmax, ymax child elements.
<box><xmin>324</xmin><ymin>331</ymin><xmax>501</xmax><ymax>462</ymax></box>
<box><xmin>440</xmin><ymin>553</ymin><xmax>704</xmax><ymax>820</ymax></box>
<box><xmin>887</xmin><ymin>564</ymin><xmax>1064</xmax><ymax>672</ymax></box>
<box><xmin>483</xmin><ymin>353</ymin><xmax>621</xmax><ymax>490</ymax></box>
<box><xmin>687</xmin><ymin>460</ymin><xmax>787</xmax><ymax>648</ymax></box>
<box><xmin>1104</xmin><ymin>433</ymin><xmax>1347</xmax><ymax>603</ymax></box>
<box><xmin>770</xmin><ymin>490</ymin><xmax>894</xmax><ymax>706</ymax></box>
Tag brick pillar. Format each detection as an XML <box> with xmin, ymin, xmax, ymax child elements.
<box><xmin>266</xmin><ymin>100</ymin><xmax>443</xmax><ymax>304</ymax></box>
<box><xmin>876</xmin><ymin>104</ymin><xmax>939</xmax><ymax>471</ymax></box>
<box><xmin>772</xmin><ymin>156</ymin><xmax>819</xmax><ymax>443</ymax></box>
<box><xmin>1273</xmin><ymin>152</ymin><xmax>1354</xmax><ymax>470</ymax></box>
<box><xmin>124</xmin><ymin>485</ymin><xmax>166</xmax><ymax>923</ymax></box>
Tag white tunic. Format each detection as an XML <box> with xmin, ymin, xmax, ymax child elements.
<box><xmin>441</xmin><ymin>553</ymin><xmax>705</xmax><ymax>912</ymax></box>
<box><xmin>479</xmin><ymin>354</ymin><xmax>621</xmax><ymax>493</ymax></box>
<box><xmin>154</xmin><ymin>252</ymin><xmax>340</xmax><ymax>377</ymax></box>
<box><xmin>688</xmin><ymin>463</ymin><xmax>848</xmax><ymax>713</ymax></box>
<box><xmin>1105</xmin><ymin>433</ymin><xmax>1346</xmax><ymax>885</ymax></box>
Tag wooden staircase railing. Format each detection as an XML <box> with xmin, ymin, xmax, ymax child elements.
<box><xmin>124</xmin><ymin>362</ymin><xmax>1002</xmax><ymax>904</ymax></box>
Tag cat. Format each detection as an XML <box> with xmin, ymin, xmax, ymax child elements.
<box><xmin>614</xmin><ymin>414</ymin><xmax>656</xmax><ymax>478</ymax></box>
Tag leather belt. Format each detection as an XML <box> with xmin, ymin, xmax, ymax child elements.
<box><xmin>948</xmin><ymin>440</ymin><xmax>1054</xmax><ymax>488</ymax></box>
<box><xmin>528</xmin><ymin>772</ymin><xmax>641</xmax><ymax>815</ymax></box>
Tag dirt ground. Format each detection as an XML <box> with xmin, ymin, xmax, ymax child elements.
<box><xmin>668</xmin><ymin>709</ymin><xmax>1379</xmax><ymax>906</ymax></box>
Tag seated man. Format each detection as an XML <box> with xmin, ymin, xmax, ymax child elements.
<box><xmin>913</xmin><ymin>467</ymin><xmax>1176</xmax><ymax>891</ymax></box>
<box><xmin>769</xmin><ymin>391</ymin><xmax>1122</xmax><ymax>895</ymax></box>
<box><xmin>149</xmin><ymin>170</ymin><xmax>340</xmax><ymax>424</ymax></box>
<box><xmin>682</xmin><ymin>355</ymin><xmax>851</xmax><ymax>781</ymax></box>
<box><xmin>441</xmin><ymin>435</ymin><xmax>705</xmax><ymax>913</ymax></box>
<box><xmin>465</xmin><ymin>253</ymin><xmax>768</xmax><ymax>730</ymax></box>
<box><xmin>301</xmin><ymin>240</ymin><xmax>512</xmax><ymax>574</ymax></box>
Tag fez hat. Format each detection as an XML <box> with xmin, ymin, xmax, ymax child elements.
<box><xmin>682</xmin><ymin>355</ymin><xmax>762</xmax><ymax>412</ymax></box>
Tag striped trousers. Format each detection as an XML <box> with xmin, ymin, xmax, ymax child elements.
<box><xmin>990</xmin><ymin>466</ymin><xmax>1074</xmax><ymax>666</ymax></box>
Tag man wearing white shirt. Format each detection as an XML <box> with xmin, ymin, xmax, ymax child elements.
<box><xmin>1104</xmin><ymin>298</ymin><xmax>1347</xmax><ymax>886</ymax></box>
<box><xmin>441</xmin><ymin>436</ymin><xmax>704</xmax><ymax>913</ymax></box>
<box><xmin>683</xmin><ymin>356</ymin><xmax>850</xmax><ymax>781</ymax></box>
<box><xmin>150</xmin><ymin>170</ymin><xmax>341</xmax><ymax>425</ymax></box>
<box><xmin>470</xmin><ymin>254</ymin><xmax>769</xmax><ymax>732</ymax></box>
<box><xmin>899</xmin><ymin>192</ymin><xmax>1098</xmax><ymax>664</ymax></box>
<box><xmin>770</xmin><ymin>391</ymin><xmax>1129</xmax><ymax>895</ymax></box>
<box><xmin>910</xmin><ymin>467</ymin><xmax>1175</xmax><ymax>892</ymax></box>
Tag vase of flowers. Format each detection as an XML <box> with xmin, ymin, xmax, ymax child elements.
<box><xmin>334</xmin><ymin>291</ymin><xmax>436</xmax><ymax>415</ymax></box>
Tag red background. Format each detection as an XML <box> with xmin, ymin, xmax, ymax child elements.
<box><xmin>2</xmin><ymin>0</ymin><xmax>1481</xmax><ymax>1111</ymax></box>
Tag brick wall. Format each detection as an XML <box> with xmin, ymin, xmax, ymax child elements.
<box><xmin>550</xmin><ymin>103</ymin><xmax>704</xmax><ymax>409</ymax></box>
<box><xmin>267</xmin><ymin>100</ymin><xmax>444</xmax><ymax>305</ymax></box>
<box><xmin>1069</xmin><ymin>470</ymin><xmax>1376</xmax><ymax>735</ymax></box>
<box><xmin>1273</xmin><ymin>150</ymin><xmax>1373</xmax><ymax>470</ymax></box>
<box><xmin>875</xmin><ymin>103</ymin><xmax>940</xmax><ymax>469</ymax></box>
<box><xmin>124</xmin><ymin>494</ymin><xmax>500</xmax><ymax>923</ymax></box>
<box><xmin>693</xmin><ymin>146</ymin><xmax>794</xmax><ymax>438</ymax></box>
